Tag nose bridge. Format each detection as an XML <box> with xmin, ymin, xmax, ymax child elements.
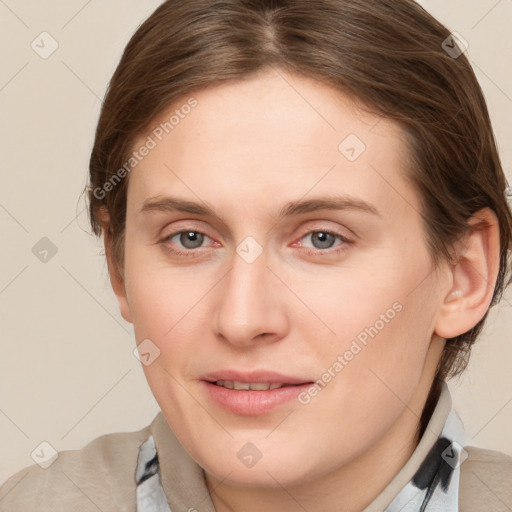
<box><xmin>213</xmin><ymin>244</ymin><xmax>286</xmax><ymax>346</ymax></box>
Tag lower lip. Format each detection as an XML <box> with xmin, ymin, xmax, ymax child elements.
<box><xmin>202</xmin><ymin>381</ymin><xmax>313</xmax><ymax>415</ymax></box>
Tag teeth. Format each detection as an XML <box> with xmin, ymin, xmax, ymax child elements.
<box><xmin>250</xmin><ymin>383</ymin><xmax>273</xmax><ymax>391</ymax></box>
<box><xmin>215</xmin><ymin>380</ymin><xmax>285</xmax><ymax>390</ymax></box>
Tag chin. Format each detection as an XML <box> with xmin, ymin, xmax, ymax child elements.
<box><xmin>204</xmin><ymin>459</ymin><xmax>317</xmax><ymax>488</ymax></box>
<box><xmin>192</xmin><ymin>436</ymin><xmax>330</xmax><ymax>489</ymax></box>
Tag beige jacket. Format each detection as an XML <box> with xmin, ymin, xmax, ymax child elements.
<box><xmin>1</xmin><ymin>385</ymin><xmax>511</xmax><ymax>511</ymax></box>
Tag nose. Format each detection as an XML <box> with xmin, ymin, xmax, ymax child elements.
<box><xmin>213</xmin><ymin>248</ymin><xmax>289</xmax><ymax>348</ymax></box>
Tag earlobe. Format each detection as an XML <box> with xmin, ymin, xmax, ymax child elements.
<box><xmin>435</xmin><ymin>207</ymin><xmax>500</xmax><ymax>339</ymax></box>
<box><xmin>98</xmin><ymin>209</ymin><xmax>133</xmax><ymax>324</ymax></box>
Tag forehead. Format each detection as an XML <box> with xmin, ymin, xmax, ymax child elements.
<box><xmin>127</xmin><ymin>68</ymin><xmax>419</xmax><ymax>221</ymax></box>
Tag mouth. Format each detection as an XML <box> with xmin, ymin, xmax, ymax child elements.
<box><xmin>211</xmin><ymin>380</ymin><xmax>301</xmax><ymax>391</ymax></box>
<box><xmin>200</xmin><ymin>370</ymin><xmax>314</xmax><ymax>415</ymax></box>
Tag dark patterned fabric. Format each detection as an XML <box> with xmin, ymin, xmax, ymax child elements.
<box><xmin>135</xmin><ymin>435</ymin><xmax>172</xmax><ymax>511</ymax></box>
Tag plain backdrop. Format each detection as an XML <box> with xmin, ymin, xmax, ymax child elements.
<box><xmin>0</xmin><ymin>0</ymin><xmax>511</xmax><ymax>485</ymax></box>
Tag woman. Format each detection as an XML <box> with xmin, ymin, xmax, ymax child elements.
<box><xmin>1</xmin><ymin>0</ymin><xmax>511</xmax><ymax>510</ymax></box>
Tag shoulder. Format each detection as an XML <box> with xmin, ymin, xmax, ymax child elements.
<box><xmin>459</xmin><ymin>445</ymin><xmax>512</xmax><ymax>512</ymax></box>
<box><xmin>0</xmin><ymin>420</ymin><xmax>154</xmax><ymax>512</ymax></box>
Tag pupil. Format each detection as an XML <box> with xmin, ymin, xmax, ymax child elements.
<box><xmin>181</xmin><ymin>231</ymin><xmax>204</xmax><ymax>249</ymax></box>
<box><xmin>313</xmin><ymin>232</ymin><xmax>334</xmax><ymax>249</ymax></box>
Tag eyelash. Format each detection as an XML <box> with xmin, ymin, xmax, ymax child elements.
<box><xmin>160</xmin><ymin>228</ymin><xmax>353</xmax><ymax>259</ymax></box>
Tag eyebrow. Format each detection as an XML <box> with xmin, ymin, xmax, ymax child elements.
<box><xmin>140</xmin><ymin>194</ymin><xmax>381</xmax><ymax>219</ymax></box>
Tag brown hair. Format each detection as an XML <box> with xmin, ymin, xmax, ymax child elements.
<box><xmin>87</xmin><ymin>0</ymin><xmax>512</xmax><ymax>436</ymax></box>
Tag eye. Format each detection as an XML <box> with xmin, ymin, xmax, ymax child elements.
<box><xmin>297</xmin><ymin>229</ymin><xmax>352</xmax><ymax>255</ymax></box>
<box><xmin>172</xmin><ymin>231</ymin><xmax>208</xmax><ymax>249</ymax></box>
<box><xmin>302</xmin><ymin>231</ymin><xmax>339</xmax><ymax>249</ymax></box>
<box><xmin>161</xmin><ymin>229</ymin><xmax>214</xmax><ymax>257</ymax></box>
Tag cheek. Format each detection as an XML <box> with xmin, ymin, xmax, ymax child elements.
<box><xmin>123</xmin><ymin>237</ymin><xmax>203</xmax><ymax>334</ymax></box>
<box><xmin>124</xmin><ymin>251</ymin><xmax>217</xmax><ymax>401</ymax></box>
<box><xmin>301</xmin><ymin>245</ymin><xmax>438</xmax><ymax>406</ymax></box>
<box><xmin>290</xmin><ymin>248</ymin><xmax>433</xmax><ymax>354</ymax></box>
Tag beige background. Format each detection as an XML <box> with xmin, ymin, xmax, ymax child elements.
<box><xmin>0</xmin><ymin>0</ymin><xmax>511</xmax><ymax>485</ymax></box>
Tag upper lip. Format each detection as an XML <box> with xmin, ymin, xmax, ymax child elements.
<box><xmin>201</xmin><ymin>370</ymin><xmax>312</xmax><ymax>385</ymax></box>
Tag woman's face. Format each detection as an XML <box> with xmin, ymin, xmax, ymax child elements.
<box><xmin>118</xmin><ymin>68</ymin><xmax>448</xmax><ymax>487</ymax></box>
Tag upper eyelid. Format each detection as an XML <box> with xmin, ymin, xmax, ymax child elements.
<box><xmin>161</xmin><ymin>217</ymin><xmax>353</xmax><ymax>236</ymax></box>
<box><xmin>295</xmin><ymin>226</ymin><xmax>352</xmax><ymax>240</ymax></box>
<box><xmin>156</xmin><ymin>209</ymin><xmax>360</xmax><ymax>238</ymax></box>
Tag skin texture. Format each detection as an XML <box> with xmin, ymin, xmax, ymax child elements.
<box><xmin>102</xmin><ymin>68</ymin><xmax>500</xmax><ymax>512</ymax></box>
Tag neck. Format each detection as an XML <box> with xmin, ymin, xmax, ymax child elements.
<box><xmin>206</xmin><ymin>336</ymin><xmax>445</xmax><ymax>512</ymax></box>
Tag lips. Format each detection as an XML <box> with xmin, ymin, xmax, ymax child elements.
<box><xmin>200</xmin><ymin>370</ymin><xmax>314</xmax><ymax>415</ymax></box>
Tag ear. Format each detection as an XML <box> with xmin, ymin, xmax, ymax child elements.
<box><xmin>98</xmin><ymin>208</ymin><xmax>133</xmax><ymax>324</ymax></box>
<box><xmin>435</xmin><ymin>207</ymin><xmax>500</xmax><ymax>339</ymax></box>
